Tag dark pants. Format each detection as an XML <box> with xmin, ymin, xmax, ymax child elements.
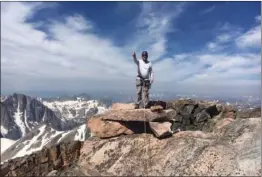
<box><xmin>136</xmin><ymin>78</ymin><xmax>150</xmax><ymax>108</ymax></box>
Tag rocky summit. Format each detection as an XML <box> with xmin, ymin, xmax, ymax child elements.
<box><xmin>87</xmin><ymin>99</ymin><xmax>225</xmax><ymax>139</ymax></box>
<box><xmin>1</xmin><ymin>99</ymin><xmax>261</xmax><ymax>176</ymax></box>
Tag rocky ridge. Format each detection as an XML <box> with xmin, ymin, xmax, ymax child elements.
<box><xmin>1</xmin><ymin>99</ymin><xmax>261</xmax><ymax>176</ymax></box>
<box><xmin>1</xmin><ymin>141</ymin><xmax>83</xmax><ymax>176</ymax></box>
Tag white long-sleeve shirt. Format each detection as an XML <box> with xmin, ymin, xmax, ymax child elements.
<box><xmin>133</xmin><ymin>57</ymin><xmax>154</xmax><ymax>83</ymax></box>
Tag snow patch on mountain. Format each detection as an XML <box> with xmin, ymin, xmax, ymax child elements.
<box><xmin>57</xmin><ymin>131</ymin><xmax>72</xmax><ymax>144</ymax></box>
<box><xmin>43</xmin><ymin>100</ymin><xmax>107</xmax><ymax>119</ymax></box>
<box><xmin>1</xmin><ymin>126</ymin><xmax>8</xmax><ymax>135</ymax></box>
<box><xmin>24</xmin><ymin>109</ymin><xmax>31</xmax><ymax>131</ymax></box>
<box><xmin>13</xmin><ymin>104</ymin><xmax>26</xmax><ymax>137</ymax></box>
<box><xmin>1</xmin><ymin>122</ymin><xmax>92</xmax><ymax>163</ymax></box>
<box><xmin>13</xmin><ymin>124</ymin><xmax>47</xmax><ymax>159</ymax></box>
<box><xmin>1</xmin><ymin>138</ymin><xmax>16</xmax><ymax>154</ymax></box>
<box><xmin>74</xmin><ymin>124</ymin><xmax>87</xmax><ymax>141</ymax></box>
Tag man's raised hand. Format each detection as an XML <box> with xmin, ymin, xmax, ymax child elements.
<box><xmin>132</xmin><ymin>51</ymin><xmax>139</xmax><ymax>64</ymax></box>
<box><xmin>132</xmin><ymin>51</ymin><xmax>136</xmax><ymax>59</ymax></box>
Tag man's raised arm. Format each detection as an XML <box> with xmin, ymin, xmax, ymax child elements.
<box><xmin>132</xmin><ymin>51</ymin><xmax>139</xmax><ymax>65</ymax></box>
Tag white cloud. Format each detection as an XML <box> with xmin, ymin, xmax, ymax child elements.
<box><xmin>151</xmin><ymin>50</ymin><xmax>260</xmax><ymax>96</ymax></box>
<box><xmin>173</xmin><ymin>53</ymin><xmax>191</xmax><ymax>61</ymax></box>
<box><xmin>255</xmin><ymin>15</ymin><xmax>260</xmax><ymax>22</ymax></box>
<box><xmin>178</xmin><ymin>55</ymin><xmax>260</xmax><ymax>96</ymax></box>
<box><xmin>205</xmin><ymin>26</ymin><xmax>243</xmax><ymax>52</ymax></box>
<box><xmin>216</xmin><ymin>33</ymin><xmax>232</xmax><ymax>43</ymax></box>
<box><xmin>64</xmin><ymin>15</ymin><xmax>93</xmax><ymax>31</ymax></box>
<box><xmin>126</xmin><ymin>2</ymin><xmax>187</xmax><ymax>61</ymax></box>
<box><xmin>235</xmin><ymin>25</ymin><xmax>261</xmax><ymax>49</ymax></box>
<box><xmin>207</xmin><ymin>42</ymin><xmax>218</xmax><ymax>51</ymax></box>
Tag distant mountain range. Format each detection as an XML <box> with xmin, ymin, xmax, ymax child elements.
<box><xmin>2</xmin><ymin>91</ymin><xmax>259</xmax><ymax>107</ymax></box>
<box><xmin>41</xmin><ymin>93</ymin><xmax>92</xmax><ymax>102</ymax></box>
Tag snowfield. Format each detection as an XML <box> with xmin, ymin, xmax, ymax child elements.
<box><xmin>1</xmin><ymin>138</ymin><xmax>16</xmax><ymax>154</ymax></box>
<box><xmin>1</xmin><ymin>126</ymin><xmax>8</xmax><ymax>136</ymax></box>
<box><xmin>43</xmin><ymin>100</ymin><xmax>107</xmax><ymax>119</ymax></box>
<box><xmin>1</xmin><ymin>123</ymin><xmax>90</xmax><ymax>163</ymax></box>
<box><xmin>13</xmin><ymin>103</ymin><xmax>26</xmax><ymax>137</ymax></box>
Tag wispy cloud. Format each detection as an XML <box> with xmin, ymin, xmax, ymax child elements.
<box><xmin>126</xmin><ymin>2</ymin><xmax>187</xmax><ymax>61</ymax></box>
<box><xmin>235</xmin><ymin>25</ymin><xmax>261</xmax><ymax>49</ymax></box>
<box><xmin>205</xmin><ymin>23</ymin><xmax>243</xmax><ymax>52</ymax></box>
<box><xmin>255</xmin><ymin>15</ymin><xmax>260</xmax><ymax>22</ymax></box>
<box><xmin>234</xmin><ymin>15</ymin><xmax>260</xmax><ymax>49</ymax></box>
<box><xmin>207</xmin><ymin>42</ymin><xmax>219</xmax><ymax>51</ymax></box>
<box><xmin>217</xmin><ymin>33</ymin><xmax>232</xmax><ymax>43</ymax></box>
<box><xmin>200</xmin><ymin>5</ymin><xmax>216</xmax><ymax>14</ymax></box>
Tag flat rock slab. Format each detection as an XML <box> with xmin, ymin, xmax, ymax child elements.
<box><xmin>149</xmin><ymin>122</ymin><xmax>172</xmax><ymax>138</ymax></box>
<box><xmin>100</xmin><ymin>109</ymin><xmax>168</xmax><ymax>122</ymax></box>
<box><xmin>87</xmin><ymin>109</ymin><xmax>176</xmax><ymax>139</ymax></box>
<box><xmin>111</xmin><ymin>103</ymin><xmax>136</xmax><ymax>110</ymax></box>
<box><xmin>111</xmin><ymin>101</ymin><xmax>168</xmax><ymax>111</ymax></box>
<box><xmin>87</xmin><ymin>117</ymin><xmax>134</xmax><ymax>138</ymax></box>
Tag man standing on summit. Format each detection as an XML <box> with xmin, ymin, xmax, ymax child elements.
<box><xmin>132</xmin><ymin>51</ymin><xmax>154</xmax><ymax>109</ymax></box>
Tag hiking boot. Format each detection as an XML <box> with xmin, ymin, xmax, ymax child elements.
<box><xmin>145</xmin><ymin>103</ymin><xmax>151</xmax><ymax>109</ymax></box>
<box><xmin>134</xmin><ymin>104</ymin><xmax>140</xmax><ymax>109</ymax></box>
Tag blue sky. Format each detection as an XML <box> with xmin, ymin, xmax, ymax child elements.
<box><xmin>1</xmin><ymin>2</ymin><xmax>261</xmax><ymax>97</ymax></box>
